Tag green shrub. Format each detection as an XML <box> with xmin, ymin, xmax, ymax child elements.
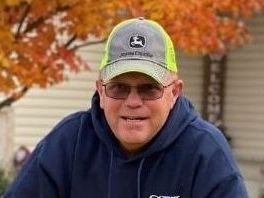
<box><xmin>0</xmin><ymin>168</ymin><xmax>9</xmax><ymax>198</ymax></box>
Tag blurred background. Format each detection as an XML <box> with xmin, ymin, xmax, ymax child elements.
<box><xmin>0</xmin><ymin>0</ymin><xmax>264</xmax><ymax>197</ymax></box>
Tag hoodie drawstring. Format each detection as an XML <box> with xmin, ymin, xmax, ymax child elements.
<box><xmin>107</xmin><ymin>150</ymin><xmax>114</xmax><ymax>198</ymax></box>
<box><xmin>137</xmin><ymin>158</ymin><xmax>145</xmax><ymax>198</ymax></box>
<box><xmin>107</xmin><ymin>151</ymin><xmax>145</xmax><ymax>198</ymax></box>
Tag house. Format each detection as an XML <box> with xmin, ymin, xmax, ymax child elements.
<box><xmin>0</xmin><ymin>13</ymin><xmax>263</xmax><ymax>197</ymax></box>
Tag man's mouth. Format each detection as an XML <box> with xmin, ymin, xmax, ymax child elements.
<box><xmin>121</xmin><ymin>116</ymin><xmax>147</xmax><ymax>121</ymax></box>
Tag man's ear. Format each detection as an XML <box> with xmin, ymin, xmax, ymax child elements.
<box><xmin>96</xmin><ymin>80</ymin><xmax>104</xmax><ymax>109</ymax></box>
<box><xmin>171</xmin><ymin>80</ymin><xmax>183</xmax><ymax>108</ymax></box>
<box><xmin>174</xmin><ymin>80</ymin><xmax>183</xmax><ymax>96</ymax></box>
<box><xmin>96</xmin><ymin>80</ymin><xmax>102</xmax><ymax>94</ymax></box>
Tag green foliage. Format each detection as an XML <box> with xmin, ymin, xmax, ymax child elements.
<box><xmin>0</xmin><ymin>168</ymin><xmax>9</xmax><ymax>197</ymax></box>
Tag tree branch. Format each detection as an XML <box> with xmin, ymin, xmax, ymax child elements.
<box><xmin>0</xmin><ymin>86</ymin><xmax>29</xmax><ymax>110</ymax></box>
<box><xmin>23</xmin><ymin>5</ymin><xmax>70</xmax><ymax>34</ymax></box>
<box><xmin>15</xmin><ymin>3</ymin><xmax>31</xmax><ymax>38</ymax></box>
<box><xmin>70</xmin><ymin>38</ymin><xmax>107</xmax><ymax>50</ymax></box>
<box><xmin>65</xmin><ymin>34</ymin><xmax>77</xmax><ymax>48</ymax></box>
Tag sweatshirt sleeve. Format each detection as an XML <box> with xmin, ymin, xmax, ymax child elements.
<box><xmin>4</xmin><ymin>114</ymin><xmax>80</xmax><ymax>198</ymax></box>
<box><xmin>4</xmin><ymin>142</ymin><xmax>59</xmax><ymax>198</ymax></box>
<box><xmin>208</xmin><ymin>174</ymin><xmax>249</xmax><ymax>198</ymax></box>
<box><xmin>191</xmin><ymin>127</ymin><xmax>249</xmax><ymax>198</ymax></box>
<box><xmin>191</xmin><ymin>151</ymin><xmax>249</xmax><ymax>198</ymax></box>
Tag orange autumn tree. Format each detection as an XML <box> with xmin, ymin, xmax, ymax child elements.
<box><xmin>0</xmin><ymin>0</ymin><xmax>263</xmax><ymax>109</ymax></box>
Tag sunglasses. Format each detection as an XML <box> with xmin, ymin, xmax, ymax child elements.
<box><xmin>102</xmin><ymin>81</ymin><xmax>175</xmax><ymax>100</ymax></box>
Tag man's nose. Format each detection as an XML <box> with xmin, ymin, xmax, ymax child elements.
<box><xmin>124</xmin><ymin>87</ymin><xmax>143</xmax><ymax>107</ymax></box>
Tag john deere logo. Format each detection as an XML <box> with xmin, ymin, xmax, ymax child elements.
<box><xmin>129</xmin><ymin>35</ymin><xmax>146</xmax><ymax>48</ymax></box>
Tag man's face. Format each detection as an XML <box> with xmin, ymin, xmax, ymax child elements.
<box><xmin>97</xmin><ymin>72</ymin><xmax>182</xmax><ymax>154</ymax></box>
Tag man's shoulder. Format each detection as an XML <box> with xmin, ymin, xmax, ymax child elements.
<box><xmin>173</xmin><ymin>118</ymin><xmax>239</xmax><ymax>173</ymax></box>
<box><xmin>180</xmin><ymin>117</ymin><xmax>232</xmax><ymax>157</ymax></box>
<box><xmin>35</xmin><ymin>110</ymin><xmax>93</xmax><ymax>161</ymax></box>
<box><xmin>188</xmin><ymin>118</ymin><xmax>227</xmax><ymax>144</ymax></box>
<box><xmin>42</xmin><ymin>110</ymin><xmax>92</xmax><ymax>146</ymax></box>
<box><xmin>56</xmin><ymin>110</ymin><xmax>91</xmax><ymax>128</ymax></box>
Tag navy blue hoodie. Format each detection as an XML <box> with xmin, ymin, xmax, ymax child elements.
<box><xmin>5</xmin><ymin>93</ymin><xmax>248</xmax><ymax>198</ymax></box>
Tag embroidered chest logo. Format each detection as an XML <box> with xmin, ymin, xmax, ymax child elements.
<box><xmin>129</xmin><ymin>35</ymin><xmax>146</xmax><ymax>48</ymax></box>
<box><xmin>149</xmin><ymin>195</ymin><xmax>180</xmax><ymax>198</ymax></box>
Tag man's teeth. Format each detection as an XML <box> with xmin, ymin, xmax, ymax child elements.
<box><xmin>122</xmin><ymin>116</ymin><xmax>145</xmax><ymax>120</ymax></box>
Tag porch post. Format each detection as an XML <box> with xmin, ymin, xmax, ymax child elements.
<box><xmin>202</xmin><ymin>53</ymin><xmax>231</xmax><ymax>142</ymax></box>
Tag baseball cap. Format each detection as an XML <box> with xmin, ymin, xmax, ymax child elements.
<box><xmin>100</xmin><ymin>17</ymin><xmax>178</xmax><ymax>85</ymax></box>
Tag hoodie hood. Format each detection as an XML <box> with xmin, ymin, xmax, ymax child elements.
<box><xmin>91</xmin><ymin>92</ymin><xmax>198</xmax><ymax>160</ymax></box>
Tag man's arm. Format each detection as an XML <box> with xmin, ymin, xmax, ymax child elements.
<box><xmin>190</xmin><ymin>128</ymin><xmax>249</xmax><ymax>198</ymax></box>
<box><xmin>5</xmin><ymin>113</ymin><xmax>83</xmax><ymax>198</ymax></box>
<box><xmin>208</xmin><ymin>174</ymin><xmax>248</xmax><ymax>198</ymax></box>
<box><xmin>4</xmin><ymin>143</ymin><xmax>59</xmax><ymax>198</ymax></box>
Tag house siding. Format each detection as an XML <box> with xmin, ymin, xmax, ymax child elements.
<box><xmin>226</xmin><ymin>13</ymin><xmax>264</xmax><ymax>161</ymax></box>
<box><xmin>225</xmin><ymin>13</ymin><xmax>264</xmax><ymax>197</ymax></box>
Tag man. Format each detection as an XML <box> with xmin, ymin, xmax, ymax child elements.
<box><xmin>5</xmin><ymin>17</ymin><xmax>248</xmax><ymax>198</ymax></box>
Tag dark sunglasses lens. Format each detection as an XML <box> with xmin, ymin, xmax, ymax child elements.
<box><xmin>138</xmin><ymin>84</ymin><xmax>163</xmax><ymax>100</ymax></box>
<box><xmin>105</xmin><ymin>83</ymin><xmax>130</xmax><ymax>99</ymax></box>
